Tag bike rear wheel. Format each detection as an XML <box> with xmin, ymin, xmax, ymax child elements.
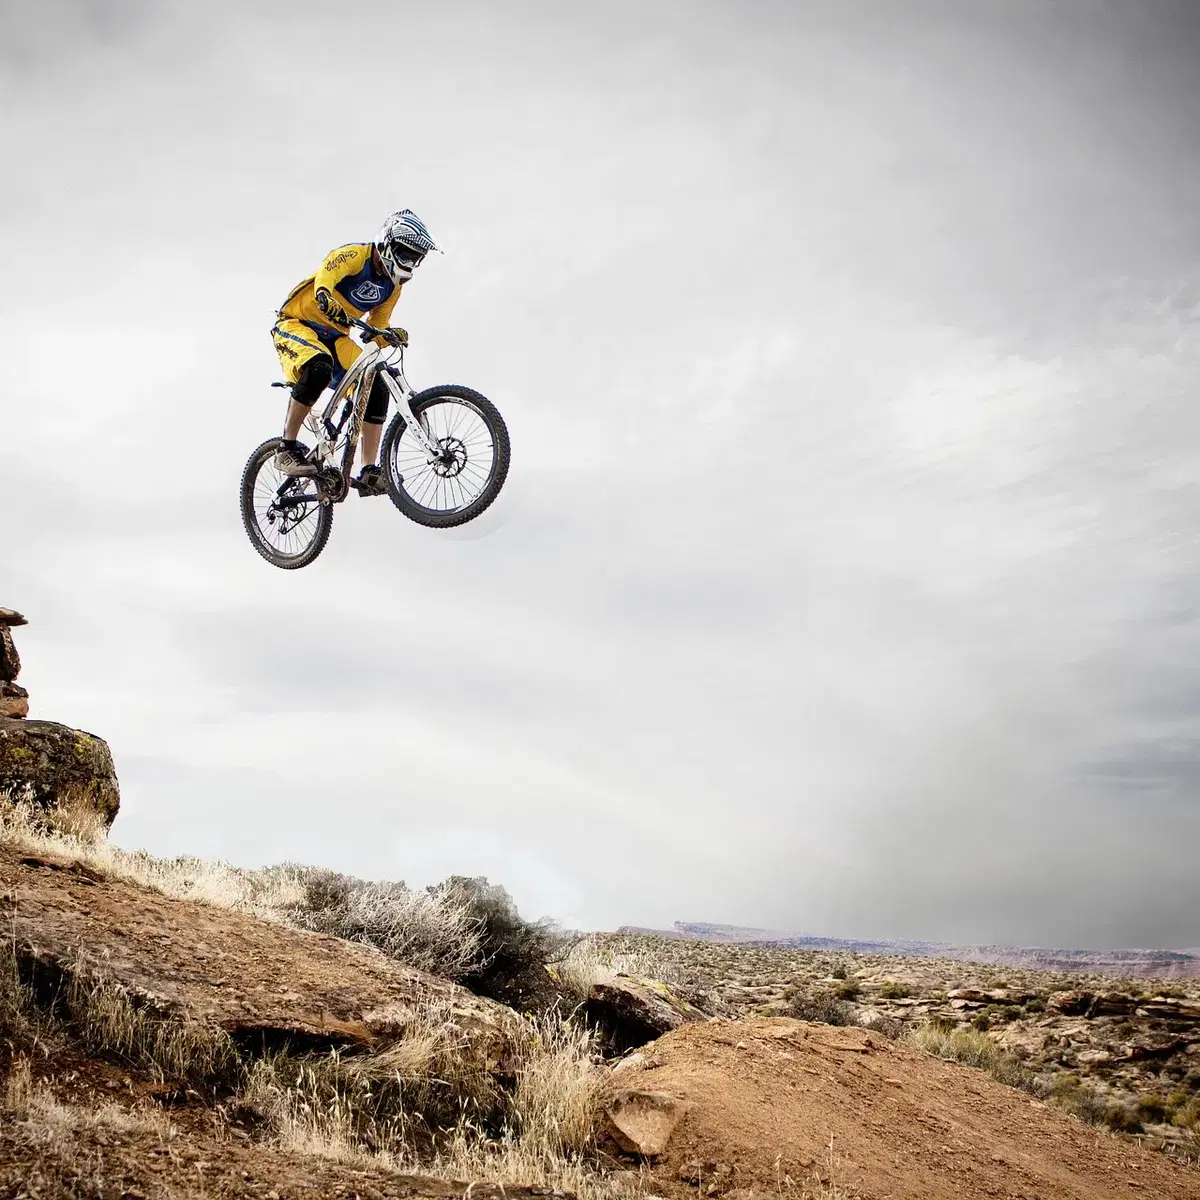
<box><xmin>239</xmin><ymin>438</ymin><xmax>334</xmax><ymax>569</ymax></box>
<box><xmin>380</xmin><ymin>385</ymin><xmax>511</xmax><ymax>528</ymax></box>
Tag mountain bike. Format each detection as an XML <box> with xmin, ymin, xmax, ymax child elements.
<box><xmin>239</xmin><ymin>318</ymin><xmax>511</xmax><ymax>569</ymax></box>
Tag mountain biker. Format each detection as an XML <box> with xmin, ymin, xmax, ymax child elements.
<box><xmin>271</xmin><ymin>209</ymin><xmax>439</xmax><ymax>495</ymax></box>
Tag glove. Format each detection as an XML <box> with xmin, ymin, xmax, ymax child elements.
<box><xmin>314</xmin><ymin>287</ymin><xmax>349</xmax><ymax>326</ymax></box>
<box><xmin>384</xmin><ymin>326</ymin><xmax>409</xmax><ymax>348</ymax></box>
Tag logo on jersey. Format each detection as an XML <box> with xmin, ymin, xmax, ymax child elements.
<box><xmin>324</xmin><ymin>249</ymin><xmax>358</xmax><ymax>272</ymax></box>
<box><xmin>350</xmin><ymin>280</ymin><xmax>386</xmax><ymax>307</ymax></box>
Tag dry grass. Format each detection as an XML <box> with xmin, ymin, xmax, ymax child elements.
<box><xmin>243</xmin><ymin>998</ymin><xmax>508</xmax><ymax>1147</ymax></box>
<box><xmin>65</xmin><ymin>969</ymin><xmax>241</xmax><ymax>1088</ymax></box>
<box><xmin>0</xmin><ymin>799</ymin><xmax>306</xmax><ymax>913</ymax></box>
<box><xmin>0</xmin><ymin>801</ymin><xmax>484</xmax><ymax>982</ymax></box>
<box><xmin>3</xmin><ymin>915</ymin><xmax>239</xmax><ymax>1091</ymax></box>
<box><xmin>554</xmin><ymin>934</ymin><xmax>672</xmax><ymax>1000</ymax></box>
<box><xmin>0</xmin><ymin>929</ymin><xmax>53</xmax><ymax>1056</ymax></box>
<box><xmin>3</xmin><ymin>1056</ymin><xmax>177</xmax><ymax>1199</ymax></box>
<box><xmin>244</xmin><ymin>1005</ymin><xmax>606</xmax><ymax>1193</ymax></box>
<box><xmin>5</xmin><ymin>1055</ymin><xmax>172</xmax><ymax>1138</ymax></box>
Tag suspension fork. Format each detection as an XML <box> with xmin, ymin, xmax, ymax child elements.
<box><xmin>381</xmin><ymin>371</ymin><xmax>442</xmax><ymax>458</ymax></box>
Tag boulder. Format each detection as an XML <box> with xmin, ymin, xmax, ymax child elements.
<box><xmin>1087</xmin><ymin>992</ymin><xmax>1140</xmax><ymax>1018</ymax></box>
<box><xmin>0</xmin><ymin>683</ymin><xmax>28</xmax><ymax>719</ymax></box>
<box><xmin>0</xmin><ymin>718</ymin><xmax>120</xmax><ymax>829</ymax></box>
<box><xmin>1047</xmin><ymin>990</ymin><xmax>1093</xmax><ymax>1016</ymax></box>
<box><xmin>602</xmin><ymin>1088</ymin><xmax>690</xmax><ymax>1156</ymax></box>
<box><xmin>0</xmin><ymin>609</ymin><xmax>25</xmax><ymax>685</ymax></box>
<box><xmin>586</xmin><ymin>973</ymin><xmax>705</xmax><ymax>1053</ymax></box>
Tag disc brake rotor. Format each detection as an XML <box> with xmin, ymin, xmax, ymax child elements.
<box><xmin>432</xmin><ymin>436</ymin><xmax>468</xmax><ymax>478</ymax></box>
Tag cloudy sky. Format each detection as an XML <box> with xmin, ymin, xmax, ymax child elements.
<box><xmin>3</xmin><ymin>0</ymin><xmax>1199</xmax><ymax>949</ymax></box>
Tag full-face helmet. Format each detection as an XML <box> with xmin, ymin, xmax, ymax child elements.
<box><xmin>375</xmin><ymin>209</ymin><xmax>440</xmax><ymax>285</ymax></box>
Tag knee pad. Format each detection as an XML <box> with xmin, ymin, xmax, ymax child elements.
<box><xmin>364</xmin><ymin>374</ymin><xmax>389</xmax><ymax>425</ymax></box>
<box><xmin>291</xmin><ymin>356</ymin><xmax>333</xmax><ymax>408</ymax></box>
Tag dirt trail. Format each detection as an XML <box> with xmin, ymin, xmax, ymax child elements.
<box><xmin>617</xmin><ymin>1018</ymin><xmax>1198</xmax><ymax>1200</ymax></box>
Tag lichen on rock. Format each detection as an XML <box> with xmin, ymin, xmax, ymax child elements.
<box><xmin>0</xmin><ymin>717</ymin><xmax>120</xmax><ymax>830</ymax></box>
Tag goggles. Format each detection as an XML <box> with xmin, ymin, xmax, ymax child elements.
<box><xmin>388</xmin><ymin>241</ymin><xmax>427</xmax><ymax>270</ymax></box>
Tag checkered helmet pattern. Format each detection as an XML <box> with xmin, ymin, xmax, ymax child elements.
<box><xmin>375</xmin><ymin>209</ymin><xmax>439</xmax><ymax>286</ymax></box>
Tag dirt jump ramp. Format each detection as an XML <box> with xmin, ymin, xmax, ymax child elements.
<box><xmin>609</xmin><ymin>1017</ymin><xmax>1198</xmax><ymax>1200</ymax></box>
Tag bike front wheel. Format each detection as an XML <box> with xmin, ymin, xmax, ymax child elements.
<box><xmin>380</xmin><ymin>385</ymin><xmax>511</xmax><ymax>528</ymax></box>
<box><xmin>239</xmin><ymin>438</ymin><xmax>334</xmax><ymax>569</ymax></box>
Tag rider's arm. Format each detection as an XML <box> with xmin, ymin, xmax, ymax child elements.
<box><xmin>311</xmin><ymin>246</ymin><xmax>362</xmax><ymax>329</ymax></box>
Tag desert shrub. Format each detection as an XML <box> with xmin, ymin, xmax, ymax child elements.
<box><xmin>1042</xmin><ymin>1074</ymin><xmax>1144</xmax><ymax>1133</ymax></box>
<box><xmin>905</xmin><ymin>1022</ymin><xmax>1028</xmax><ymax>1087</ymax></box>
<box><xmin>834</xmin><ymin>979</ymin><xmax>861</xmax><ymax>1001</ymax></box>
<box><xmin>441</xmin><ymin>876</ymin><xmax>567</xmax><ymax>1010</ymax></box>
<box><xmin>282</xmin><ymin>868</ymin><xmax>483</xmax><ymax>983</ymax></box>
<box><xmin>1137</xmin><ymin>1093</ymin><xmax>1170</xmax><ymax>1125</ymax></box>
<box><xmin>788</xmin><ymin>989</ymin><xmax>856</xmax><ymax>1027</ymax></box>
<box><xmin>831</xmin><ymin>964</ymin><xmax>849</xmax><ymax>980</ymax></box>
<box><xmin>1103</xmin><ymin>1102</ymin><xmax>1144</xmax><ymax>1134</ymax></box>
<box><xmin>878</xmin><ymin>981</ymin><xmax>910</xmax><ymax>1000</ymax></box>
<box><xmin>1025</xmin><ymin>997</ymin><xmax>1047</xmax><ymax>1014</ymax></box>
<box><xmin>860</xmin><ymin>1013</ymin><xmax>904</xmax><ymax>1040</ymax></box>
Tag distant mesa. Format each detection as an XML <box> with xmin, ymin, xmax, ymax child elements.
<box><xmin>617</xmin><ymin>921</ymin><xmax>1200</xmax><ymax>980</ymax></box>
<box><xmin>0</xmin><ymin>605</ymin><xmax>120</xmax><ymax>831</ymax></box>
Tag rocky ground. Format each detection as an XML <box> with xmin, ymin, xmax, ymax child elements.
<box><xmin>594</xmin><ymin>932</ymin><xmax>1200</xmax><ymax>1161</ymax></box>
<box><xmin>3</xmin><ymin>840</ymin><xmax>1199</xmax><ymax>1199</ymax></box>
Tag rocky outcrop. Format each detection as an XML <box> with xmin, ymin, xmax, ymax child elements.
<box><xmin>585</xmin><ymin>973</ymin><xmax>705</xmax><ymax>1053</ymax></box>
<box><xmin>0</xmin><ymin>719</ymin><xmax>121</xmax><ymax>829</ymax></box>
<box><xmin>5</xmin><ymin>844</ymin><xmax>522</xmax><ymax>1072</ymax></box>
<box><xmin>1047</xmin><ymin>989</ymin><xmax>1200</xmax><ymax>1024</ymax></box>
<box><xmin>0</xmin><ymin>607</ymin><xmax>121</xmax><ymax>830</ymax></box>
<box><xmin>0</xmin><ymin>608</ymin><xmax>28</xmax><ymax>719</ymax></box>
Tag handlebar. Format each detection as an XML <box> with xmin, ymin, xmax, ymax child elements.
<box><xmin>349</xmin><ymin>316</ymin><xmax>404</xmax><ymax>348</ymax></box>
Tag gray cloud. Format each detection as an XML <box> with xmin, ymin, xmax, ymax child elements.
<box><xmin>2</xmin><ymin>0</ymin><xmax>1198</xmax><ymax>946</ymax></box>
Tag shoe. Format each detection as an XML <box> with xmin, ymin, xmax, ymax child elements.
<box><xmin>352</xmin><ymin>464</ymin><xmax>388</xmax><ymax>497</ymax></box>
<box><xmin>274</xmin><ymin>439</ymin><xmax>317</xmax><ymax>477</ymax></box>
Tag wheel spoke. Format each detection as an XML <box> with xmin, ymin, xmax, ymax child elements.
<box><xmin>390</xmin><ymin>399</ymin><xmax>491</xmax><ymax>513</ymax></box>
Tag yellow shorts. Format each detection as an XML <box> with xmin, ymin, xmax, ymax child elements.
<box><xmin>270</xmin><ymin>318</ymin><xmax>361</xmax><ymax>387</ymax></box>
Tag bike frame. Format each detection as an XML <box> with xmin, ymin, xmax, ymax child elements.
<box><xmin>303</xmin><ymin>332</ymin><xmax>443</xmax><ymax>475</ymax></box>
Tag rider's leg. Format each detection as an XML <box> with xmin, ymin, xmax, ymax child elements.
<box><xmin>283</xmin><ymin>397</ymin><xmax>311</xmax><ymax>443</ymax></box>
<box><xmin>361</xmin><ymin>421</ymin><xmax>382</xmax><ymax>467</ymax></box>
<box><xmin>275</xmin><ymin>356</ymin><xmax>332</xmax><ymax>475</ymax></box>
<box><xmin>353</xmin><ymin>375</ymin><xmax>391</xmax><ymax>496</ymax></box>
<box><xmin>360</xmin><ymin>375</ymin><xmax>389</xmax><ymax>467</ymax></box>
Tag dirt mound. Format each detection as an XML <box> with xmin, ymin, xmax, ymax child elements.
<box><xmin>610</xmin><ymin>1017</ymin><xmax>1197</xmax><ymax>1200</ymax></box>
<box><xmin>3</xmin><ymin>844</ymin><xmax>519</xmax><ymax>1064</ymax></box>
